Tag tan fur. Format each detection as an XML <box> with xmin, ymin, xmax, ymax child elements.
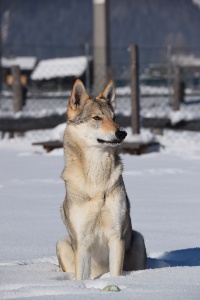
<box><xmin>57</xmin><ymin>79</ymin><xmax>147</xmax><ymax>280</ymax></box>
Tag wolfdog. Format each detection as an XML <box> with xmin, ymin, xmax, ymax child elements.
<box><xmin>56</xmin><ymin>79</ymin><xmax>147</xmax><ymax>280</ymax></box>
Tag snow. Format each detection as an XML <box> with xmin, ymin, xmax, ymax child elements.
<box><xmin>1</xmin><ymin>56</ymin><xmax>37</xmax><ymax>70</ymax></box>
<box><xmin>0</xmin><ymin>108</ymin><xmax>66</xmax><ymax>119</ymax></box>
<box><xmin>2</xmin><ymin>100</ymin><xmax>199</xmax><ymax>126</ymax></box>
<box><xmin>171</xmin><ymin>53</ymin><xmax>200</xmax><ymax>67</ymax></box>
<box><xmin>116</xmin><ymin>85</ymin><xmax>171</xmax><ymax>96</ymax></box>
<box><xmin>0</xmin><ymin>129</ymin><xmax>200</xmax><ymax>299</ymax></box>
<box><xmin>115</xmin><ymin>87</ymin><xmax>200</xmax><ymax>121</ymax></box>
<box><xmin>169</xmin><ymin>109</ymin><xmax>195</xmax><ymax>124</ymax></box>
<box><xmin>140</xmin><ymin>96</ymin><xmax>200</xmax><ymax>122</ymax></box>
<box><xmin>50</xmin><ymin>123</ymin><xmax>66</xmax><ymax>141</ymax></box>
<box><xmin>1</xmin><ymin>84</ymin><xmax>200</xmax><ymax>125</ymax></box>
<box><xmin>31</xmin><ymin>56</ymin><xmax>88</xmax><ymax>80</ymax></box>
<box><xmin>193</xmin><ymin>0</ymin><xmax>200</xmax><ymax>9</ymax></box>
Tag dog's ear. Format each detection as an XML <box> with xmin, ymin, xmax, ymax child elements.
<box><xmin>98</xmin><ymin>80</ymin><xmax>115</xmax><ymax>110</ymax></box>
<box><xmin>67</xmin><ymin>79</ymin><xmax>89</xmax><ymax>120</ymax></box>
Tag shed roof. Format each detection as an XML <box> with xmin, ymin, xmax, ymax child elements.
<box><xmin>1</xmin><ymin>56</ymin><xmax>37</xmax><ymax>70</ymax></box>
<box><xmin>31</xmin><ymin>56</ymin><xmax>88</xmax><ymax>80</ymax></box>
<box><xmin>171</xmin><ymin>54</ymin><xmax>200</xmax><ymax>67</ymax></box>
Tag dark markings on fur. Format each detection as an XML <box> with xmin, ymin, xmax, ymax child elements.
<box><xmin>68</xmin><ymin>116</ymin><xmax>88</xmax><ymax>125</ymax></box>
<box><xmin>68</xmin><ymin>97</ymin><xmax>115</xmax><ymax>125</ymax></box>
<box><xmin>73</xmin><ymin>85</ymin><xmax>84</xmax><ymax>107</ymax></box>
<box><xmin>95</xmin><ymin>97</ymin><xmax>114</xmax><ymax>113</ymax></box>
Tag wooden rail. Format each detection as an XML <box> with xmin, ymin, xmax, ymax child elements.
<box><xmin>1</xmin><ymin>114</ymin><xmax>200</xmax><ymax>133</ymax></box>
<box><xmin>0</xmin><ymin>114</ymin><xmax>66</xmax><ymax>132</ymax></box>
<box><xmin>32</xmin><ymin>140</ymin><xmax>160</xmax><ymax>154</ymax></box>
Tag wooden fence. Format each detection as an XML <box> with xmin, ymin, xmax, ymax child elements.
<box><xmin>0</xmin><ymin>45</ymin><xmax>200</xmax><ymax>136</ymax></box>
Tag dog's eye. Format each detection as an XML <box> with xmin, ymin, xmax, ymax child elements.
<box><xmin>93</xmin><ymin>116</ymin><xmax>102</xmax><ymax>121</ymax></box>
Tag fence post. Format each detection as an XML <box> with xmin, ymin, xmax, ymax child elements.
<box><xmin>11</xmin><ymin>65</ymin><xmax>23</xmax><ymax>137</ymax></box>
<box><xmin>130</xmin><ymin>45</ymin><xmax>140</xmax><ymax>134</ymax></box>
<box><xmin>12</xmin><ymin>65</ymin><xmax>23</xmax><ymax>113</ymax></box>
<box><xmin>173</xmin><ymin>66</ymin><xmax>181</xmax><ymax>111</ymax></box>
<box><xmin>167</xmin><ymin>44</ymin><xmax>172</xmax><ymax>104</ymax></box>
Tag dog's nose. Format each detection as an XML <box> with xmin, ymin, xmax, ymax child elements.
<box><xmin>115</xmin><ymin>129</ymin><xmax>127</xmax><ymax>140</ymax></box>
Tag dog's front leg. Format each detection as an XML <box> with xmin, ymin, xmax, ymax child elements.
<box><xmin>75</xmin><ymin>243</ymin><xmax>91</xmax><ymax>280</ymax></box>
<box><xmin>109</xmin><ymin>238</ymin><xmax>125</xmax><ymax>277</ymax></box>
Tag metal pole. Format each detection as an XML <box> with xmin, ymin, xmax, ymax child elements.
<box><xmin>85</xmin><ymin>42</ymin><xmax>90</xmax><ymax>93</ymax></box>
<box><xmin>93</xmin><ymin>0</ymin><xmax>109</xmax><ymax>95</ymax></box>
<box><xmin>130</xmin><ymin>45</ymin><xmax>140</xmax><ymax>134</ymax></box>
<box><xmin>0</xmin><ymin>0</ymin><xmax>2</xmax><ymax>106</ymax></box>
<box><xmin>167</xmin><ymin>44</ymin><xmax>172</xmax><ymax>105</ymax></box>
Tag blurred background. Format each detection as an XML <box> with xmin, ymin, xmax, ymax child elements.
<box><xmin>1</xmin><ymin>0</ymin><xmax>200</xmax><ymax>146</ymax></box>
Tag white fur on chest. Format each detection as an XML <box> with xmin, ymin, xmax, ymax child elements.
<box><xmin>85</xmin><ymin>150</ymin><xmax>109</xmax><ymax>183</ymax></box>
<box><xmin>84</xmin><ymin>149</ymin><xmax>122</xmax><ymax>194</ymax></box>
<box><xmin>63</xmin><ymin>147</ymin><xmax>122</xmax><ymax>199</ymax></box>
<box><xmin>69</xmin><ymin>188</ymin><xmax>126</xmax><ymax>242</ymax></box>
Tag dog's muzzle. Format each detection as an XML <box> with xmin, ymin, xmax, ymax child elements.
<box><xmin>97</xmin><ymin>128</ymin><xmax>127</xmax><ymax>145</ymax></box>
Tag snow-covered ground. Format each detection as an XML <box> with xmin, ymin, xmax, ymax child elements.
<box><xmin>1</xmin><ymin>92</ymin><xmax>200</xmax><ymax>124</ymax></box>
<box><xmin>0</xmin><ymin>129</ymin><xmax>200</xmax><ymax>299</ymax></box>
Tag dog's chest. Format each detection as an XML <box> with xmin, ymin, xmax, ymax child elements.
<box><xmin>64</xmin><ymin>148</ymin><xmax>126</xmax><ymax>241</ymax></box>
<box><xmin>69</xmin><ymin>191</ymin><xmax>126</xmax><ymax>243</ymax></box>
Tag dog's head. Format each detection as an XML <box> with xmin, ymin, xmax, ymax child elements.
<box><xmin>66</xmin><ymin>79</ymin><xmax>127</xmax><ymax>147</ymax></box>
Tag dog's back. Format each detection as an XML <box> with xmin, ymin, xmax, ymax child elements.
<box><xmin>57</xmin><ymin>80</ymin><xmax>147</xmax><ymax>280</ymax></box>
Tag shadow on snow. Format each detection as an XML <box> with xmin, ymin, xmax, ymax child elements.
<box><xmin>147</xmin><ymin>247</ymin><xmax>200</xmax><ymax>269</ymax></box>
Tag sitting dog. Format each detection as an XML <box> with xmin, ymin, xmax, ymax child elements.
<box><xmin>57</xmin><ymin>79</ymin><xmax>147</xmax><ymax>280</ymax></box>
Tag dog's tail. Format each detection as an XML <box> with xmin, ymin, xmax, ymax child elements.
<box><xmin>123</xmin><ymin>230</ymin><xmax>147</xmax><ymax>271</ymax></box>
